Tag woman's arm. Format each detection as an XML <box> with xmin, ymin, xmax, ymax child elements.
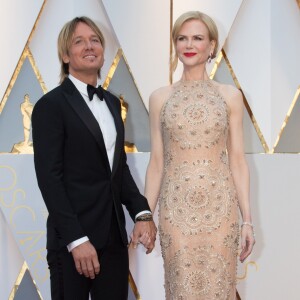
<box><xmin>224</xmin><ymin>85</ymin><xmax>255</xmax><ymax>262</ymax></box>
<box><xmin>144</xmin><ymin>88</ymin><xmax>168</xmax><ymax>213</ymax></box>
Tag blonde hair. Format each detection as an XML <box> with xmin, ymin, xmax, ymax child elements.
<box><xmin>57</xmin><ymin>16</ymin><xmax>105</xmax><ymax>83</ymax></box>
<box><xmin>171</xmin><ymin>11</ymin><xmax>219</xmax><ymax>72</ymax></box>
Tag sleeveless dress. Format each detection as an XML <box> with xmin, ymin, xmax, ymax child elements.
<box><xmin>158</xmin><ymin>79</ymin><xmax>239</xmax><ymax>300</ymax></box>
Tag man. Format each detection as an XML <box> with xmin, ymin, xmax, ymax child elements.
<box><xmin>32</xmin><ymin>16</ymin><xmax>156</xmax><ymax>300</ymax></box>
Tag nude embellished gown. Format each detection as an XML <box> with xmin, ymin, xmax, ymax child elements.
<box><xmin>158</xmin><ymin>79</ymin><xmax>239</xmax><ymax>300</ymax></box>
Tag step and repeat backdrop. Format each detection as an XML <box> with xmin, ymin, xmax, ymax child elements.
<box><xmin>1</xmin><ymin>0</ymin><xmax>299</xmax><ymax>299</ymax></box>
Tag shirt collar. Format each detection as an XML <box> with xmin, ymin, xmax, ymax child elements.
<box><xmin>68</xmin><ymin>74</ymin><xmax>100</xmax><ymax>97</ymax></box>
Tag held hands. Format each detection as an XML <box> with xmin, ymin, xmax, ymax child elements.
<box><xmin>130</xmin><ymin>220</ymin><xmax>157</xmax><ymax>254</ymax></box>
<box><xmin>71</xmin><ymin>241</ymin><xmax>100</xmax><ymax>279</ymax></box>
<box><xmin>239</xmin><ymin>222</ymin><xmax>256</xmax><ymax>263</ymax></box>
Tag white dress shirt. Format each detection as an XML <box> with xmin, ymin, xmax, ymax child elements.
<box><xmin>69</xmin><ymin>75</ymin><xmax>116</xmax><ymax>169</ymax></box>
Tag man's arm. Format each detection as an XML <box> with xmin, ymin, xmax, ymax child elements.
<box><xmin>119</xmin><ymin>149</ymin><xmax>157</xmax><ymax>253</ymax></box>
<box><xmin>32</xmin><ymin>95</ymin><xmax>100</xmax><ymax>278</ymax></box>
<box><xmin>32</xmin><ymin>96</ymin><xmax>85</xmax><ymax>245</ymax></box>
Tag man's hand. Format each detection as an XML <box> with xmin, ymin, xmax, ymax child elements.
<box><xmin>71</xmin><ymin>241</ymin><xmax>100</xmax><ymax>279</ymax></box>
<box><xmin>131</xmin><ymin>220</ymin><xmax>157</xmax><ymax>254</ymax></box>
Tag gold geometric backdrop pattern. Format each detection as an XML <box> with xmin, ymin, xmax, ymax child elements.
<box><xmin>1</xmin><ymin>1</ymin><xmax>299</xmax><ymax>300</ymax></box>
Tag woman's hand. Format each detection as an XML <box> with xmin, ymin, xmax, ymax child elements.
<box><xmin>239</xmin><ymin>224</ymin><xmax>255</xmax><ymax>263</ymax></box>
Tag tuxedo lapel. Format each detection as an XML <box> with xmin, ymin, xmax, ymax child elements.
<box><xmin>103</xmin><ymin>90</ymin><xmax>124</xmax><ymax>177</ymax></box>
<box><xmin>62</xmin><ymin>78</ymin><xmax>111</xmax><ymax>173</ymax></box>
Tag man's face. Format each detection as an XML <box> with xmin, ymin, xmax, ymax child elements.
<box><xmin>63</xmin><ymin>22</ymin><xmax>104</xmax><ymax>80</ymax></box>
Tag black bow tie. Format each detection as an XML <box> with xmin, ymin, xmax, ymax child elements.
<box><xmin>87</xmin><ymin>84</ymin><xmax>104</xmax><ymax>101</ymax></box>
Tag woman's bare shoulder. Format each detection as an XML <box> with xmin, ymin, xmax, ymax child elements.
<box><xmin>214</xmin><ymin>81</ymin><xmax>243</xmax><ymax>109</ymax></box>
<box><xmin>213</xmin><ymin>81</ymin><xmax>241</xmax><ymax>99</ymax></box>
<box><xmin>149</xmin><ymin>85</ymin><xmax>174</xmax><ymax>111</ymax></box>
<box><xmin>150</xmin><ymin>85</ymin><xmax>173</xmax><ymax>101</ymax></box>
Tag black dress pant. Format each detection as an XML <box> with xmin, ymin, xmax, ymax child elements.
<box><xmin>47</xmin><ymin>212</ymin><xmax>129</xmax><ymax>300</ymax></box>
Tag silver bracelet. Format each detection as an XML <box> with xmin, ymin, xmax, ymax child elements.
<box><xmin>241</xmin><ymin>221</ymin><xmax>254</xmax><ymax>228</ymax></box>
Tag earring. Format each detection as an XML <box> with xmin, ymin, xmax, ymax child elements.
<box><xmin>207</xmin><ymin>53</ymin><xmax>212</xmax><ymax>63</ymax></box>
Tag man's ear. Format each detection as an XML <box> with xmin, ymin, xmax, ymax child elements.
<box><xmin>62</xmin><ymin>53</ymin><xmax>70</xmax><ymax>64</ymax></box>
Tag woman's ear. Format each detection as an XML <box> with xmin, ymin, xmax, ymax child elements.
<box><xmin>210</xmin><ymin>40</ymin><xmax>216</xmax><ymax>55</ymax></box>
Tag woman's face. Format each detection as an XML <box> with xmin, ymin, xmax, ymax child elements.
<box><xmin>175</xmin><ymin>19</ymin><xmax>215</xmax><ymax>68</ymax></box>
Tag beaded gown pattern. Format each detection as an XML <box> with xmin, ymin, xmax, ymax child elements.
<box><xmin>159</xmin><ymin>80</ymin><xmax>239</xmax><ymax>300</ymax></box>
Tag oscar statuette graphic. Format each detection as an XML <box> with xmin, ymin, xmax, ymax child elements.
<box><xmin>120</xmin><ymin>95</ymin><xmax>138</xmax><ymax>153</ymax></box>
<box><xmin>11</xmin><ymin>94</ymin><xmax>34</xmax><ymax>154</ymax></box>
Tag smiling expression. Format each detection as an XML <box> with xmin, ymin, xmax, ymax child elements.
<box><xmin>176</xmin><ymin>19</ymin><xmax>215</xmax><ymax>68</ymax></box>
<box><xmin>63</xmin><ymin>22</ymin><xmax>104</xmax><ymax>81</ymax></box>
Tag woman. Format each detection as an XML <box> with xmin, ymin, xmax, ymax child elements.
<box><xmin>145</xmin><ymin>11</ymin><xmax>255</xmax><ymax>299</ymax></box>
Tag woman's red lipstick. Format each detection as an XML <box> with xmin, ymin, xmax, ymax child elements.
<box><xmin>184</xmin><ymin>53</ymin><xmax>196</xmax><ymax>57</ymax></box>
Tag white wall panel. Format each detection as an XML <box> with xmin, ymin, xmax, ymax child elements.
<box><xmin>237</xmin><ymin>154</ymin><xmax>300</xmax><ymax>300</ymax></box>
<box><xmin>224</xmin><ymin>0</ymin><xmax>272</xmax><ymax>148</ymax></box>
<box><xmin>102</xmin><ymin>0</ymin><xmax>170</xmax><ymax>109</ymax></box>
<box><xmin>270</xmin><ymin>0</ymin><xmax>300</xmax><ymax>148</ymax></box>
<box><xmin>0</xmin><ymin>0</ymin><xmax>44</xmax><ymax>101</ymax></box>
<box><xmin>275</xmin><ymin>94</ymin><xmax>300</xmax><ymax>152</ymax></box>
<box><xmin>0</xmin><ymin>211</ymin><xmax>24</xmax><ymax>300</ymax></box>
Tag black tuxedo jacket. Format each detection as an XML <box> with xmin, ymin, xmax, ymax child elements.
<box><xmin>32</xmin><ymin>78</ymin><xmax>150</xmax><ymax>250</ymax></box>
